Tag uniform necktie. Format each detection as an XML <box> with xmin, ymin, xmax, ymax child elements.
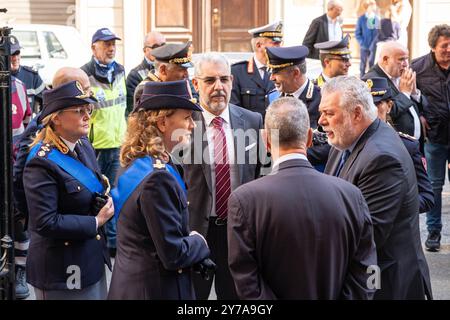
<box><xmin>212</xmin><ymin>117</ymin><xmax>231</xmax><ymax>220</ymax></box>
<box><xmin>335</xmin><ymin>150</ymin><xmax>351</xmax><ymax>177</ymax></box>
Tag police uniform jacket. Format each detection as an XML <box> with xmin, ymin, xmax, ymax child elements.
<box><xmin>325</xmin><ymin>119</ymin><xmax>432</xmax><ymax>299</ymax></box>
<box><xmin>23</xmin><ymin>139</ymin><xmax>111</xmax><ymax>290</ymax></box>
<box><xmin>12</xmin><ymin>65</ymin><xmax>45</xmax><ymax>113</ymax></box>
<box><xmin>126</xmin><ymin>59</ymin><xmax>155</xmax><ymax>113</ymax></box>
<box><xmin>228</xmin><ymin>158</ymin><xmax>377</xmax><ymax>299</ymax></box>
<box><xmin>133</xmin><ymin>70</ymin><xmax>161</xmax><ymax>107</ymax></box>
<box><xmin>399</xmin><ymin>132</ymin><xmax>434</xmax><ymax>213</ymax></box>
<box><xmin>231</xmin><ymin>58</ymin><xmax>275</xmax><ymax>119</ymax></box>
<box><xmin>108</xmin><ymin>158</ymin><xmax>210</xmax><ymax>300</ymax></box>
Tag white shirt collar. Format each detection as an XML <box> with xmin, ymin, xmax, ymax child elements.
<box><xmin>327</xmin><ymin>14</ymin><xmax>337</xmax><ymax>23</ymax></box>
<box><xmin>272</xmin><ymin>153</ymin><xmax>308</xmax><ymax>173</ymax></box>
<box><xmin>202</xmin><ymin>105</ymin><xmax>231</xmax><ymax>127</ymax></box>
<box><xmin>60</xmin><ymin>137</ymin><xmax>77</xmax><ymax>152</ymax></box>
<box><xmin>378</xmin><ymin>65</ymin><xmax>398</xmax><ymax>83</ymax></box>
<box><xmin>322</xmin><ymin>73</ymin><xmax>332</xmax><ymax>83</ymax></box>
<box><xmin>291</xmin><ymin>80</ymin><xmax>309</xmax><ymax>99</ymax></box>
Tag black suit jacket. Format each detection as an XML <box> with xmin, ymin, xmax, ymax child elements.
<box><xmin>303</xmin><ymin>14</ymin><xmax>340</xmax><ymax>59</ymax></box>
<box><xmin>325</xmin><ymin>119</ymin><xmax>432</xmax><ymax>299</ymax></box>
<box><xmin>228</xmin><ymin>158</ymin><xmax>377</xmax><ymax>299</ymax></box>
<box><xmin>231</xmin><ymin>58</ymin><xmax>275</xmax><ymax>119</ymax></box>
<box><xmin>182</xmin><ymin>104</ymin><xmax>264</xmax><ymax>236</ymax></box>
<box><xmin>363</xmin><ymin>64</ymin><xmax>424</xmax><ymax>139</ymax></box>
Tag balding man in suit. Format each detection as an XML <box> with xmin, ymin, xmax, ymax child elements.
<box><xmin>227</xmin><ymin>97</ymin><xmax>377</xmax><ymax>299</ymax></box>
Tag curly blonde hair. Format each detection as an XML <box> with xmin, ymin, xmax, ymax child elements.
<box><xmin>30</xmin><ymin>112</ymin><xmax>70</xmax><ymax>154</ymax></box>
<box><xmin>120</xmin><ymin>109</ymin><xmax>176</xmax><ymax>167</ymax></box>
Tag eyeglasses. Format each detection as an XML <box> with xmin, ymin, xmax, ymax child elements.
<box><xmin>60</xmin><ymin>105</ymin><xmax>94</xmax><ymax>116</ymax></box>
<box><xmin>196</xmin><ymin>76</ymin><xmax>232</xmax><ymax>86</ymax></box>
<box><xmin>145</xmin><ymin>42</ymin><xmax>166</xmax><ymax>50</ymax></box>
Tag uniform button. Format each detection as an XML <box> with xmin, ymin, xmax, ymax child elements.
<box><xmin>246</xmin><ymin>90</ymin><xmax>250</xmax><ymax>94</ymax></box>
<box><xmin>96</xmin><ymin>234</ymin><xmax>101</xmax><ymax>240</ymax></box>
<box><xmin>187</xmin><ymin>201</ymin><xmax>190</xmax><ymax>206</ymax></box>
<box><xmin>64</xmin><ymin>242</ymin><xmax>70</xmax><ymax>246</ymax></box>
<box><xmin>178</xmin><ymin>269</ymin><xmax>183</xmax><ymax>274</ymax></box>
<box><xmin>77</xmin><ymin>186</ymin><xmax>81</xmax><ymax>191</ymax></box>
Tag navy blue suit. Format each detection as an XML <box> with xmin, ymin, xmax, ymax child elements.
<box><xmin>23</xmin><ymin>140</ymin><xmax>111</xmax><ymax>290</ymax></box>
<box><xmin>231</xmin><ymin>59</ymin><xmax>275</xmax><ymax>119</ymax></box>
<box><xmin>399</xmin><ymin>133</ymin><xmax>435</xmax><ymax>213</ymax></box>
<box><xmin>108</xmin><ymin>158</ymin><xmax>210</xmax><ymax>300</ymax></box>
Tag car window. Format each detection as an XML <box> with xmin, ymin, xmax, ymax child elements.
<box><xmin>11</xmin><ymin>30</ymin><xmax>41</xmax><ymax>59</ymax></box>
<box><xmin>43</xmin><ymin>31</ymin><xmax>68</xmax><ymax>59</ymax></box>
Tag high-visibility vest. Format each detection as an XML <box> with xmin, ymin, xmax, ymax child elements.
<box><xmin>88</xmin><ymin>73</ymin><xmax>127</xmax><ymax>149</ymax></box>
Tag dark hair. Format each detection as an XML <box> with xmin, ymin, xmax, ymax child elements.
<box><xmin>428</xmin><ymin>24</ymin><xmax>450</xmax><ymax>48</ymax></box>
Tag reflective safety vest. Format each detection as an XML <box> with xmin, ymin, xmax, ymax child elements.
<box><xmin>88</xmin><ymin>72</ymin><xmax>127</xmax><ymax>149</ymax></box>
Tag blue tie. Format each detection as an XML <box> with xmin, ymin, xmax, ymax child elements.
<box><xmin>335</xmin><ymin>150</ymin><xmax>351</xmax><ymax>177</ymax></box>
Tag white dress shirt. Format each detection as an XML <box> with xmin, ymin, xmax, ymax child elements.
<box><xmin>202</xmin><ymin>106</ymin><xmax>240</xmax><ymax>216</ymax></box>
<box><xmin>327</xmin><ymin>15</ymin><xmax>343</xmax><ymax>41</ymax></box>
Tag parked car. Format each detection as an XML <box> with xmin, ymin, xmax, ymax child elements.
<box><xmin>191</xmin><ymin>52</ymin><xmax>322</xmax><ymax>80</ymax></box>
<box><xmin>10</xmin><ymin>24</ymin><xmax>91</xmax><ymax>85</ymax></box>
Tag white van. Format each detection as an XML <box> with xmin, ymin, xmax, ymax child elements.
<box><xmin>11</xmin><ymin>24</ymin><xmax>91</xmax><ymax>85</ymax></box>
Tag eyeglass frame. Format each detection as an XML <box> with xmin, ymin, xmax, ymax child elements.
<box><xmin>59</xmin><ymin>104</ymin><xmax>94</xmax><ymax>117</ymax></box>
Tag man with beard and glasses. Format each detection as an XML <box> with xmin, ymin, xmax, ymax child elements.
<box><xmin>181</xmin><ymin>52</ymin><xmax>264</xmax><ymax>300</ymax></box>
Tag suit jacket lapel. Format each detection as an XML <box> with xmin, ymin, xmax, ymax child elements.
<box><xmin>229</xmin><ymin>105</ymin><xmax>245</xmax><ymax>184</ymax></box>
<box><xmin>322</xmin><ymin>14</ymin><xmax>329</xmax><ymax>41</ymax></box>
<box><xmin>374</xmin><ymin>64</ymin><xmax>400</xmax><ymax>94</ymax></box>
<box><xmin>192</xmin><ymin>112</ymin><xmax>213</xmax><ymax>194</ymax></box>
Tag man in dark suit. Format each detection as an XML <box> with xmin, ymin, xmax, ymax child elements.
<box><xmin>227</xmin><ymin>97</ymin><xmax>377</xmax><ymax>300</ymax></box>
<box><xmin>182</xmin><ymin>53</ymin><xmax>264</xmax><ymax>300</ymax></box>
<box><xmin>362</xmin><ymin>41</ymin><xmax>425</xmax><ymax>144</ymax></box>
<box><xmin>133</xmin><ymin>41</ymin><xmax>193</xmax><ymax>106</ymax></box>
<box><xmin>302</xmin><ymin>0</ymin><xmax>344</xmax><ymax>59</ymax></box>
<box><xmin>125</xmin><ymin>31</ymin><xmax>166</xmax><ymax>113</ymax></box>
<box><xmin>320</xmin><ymin>76</ymin><xmax>432</xmax><ymax>300</ymax></box>
<box><xmin>230</xmin><ymin>21</ymin><xmax>283</xmax><ymax>119</ymax></box>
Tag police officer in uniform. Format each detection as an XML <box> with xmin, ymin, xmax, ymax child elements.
<box><xmin>133</xmin><ymin>41</ymin><xmax>194</xmax><ymax>106</ymax></box>
<box><xmin>313</xmin><ymin>34</ymin><xmax>352</xmax><ymax>88</ymax></box>
<box><xmin>126</xmin><ymin>31</ymin><xmax>166</xmax><ymax>113</ymax></box>
<box><xmin>23</xmin><ymin>81</ymin><xmax>114</xmax><ymax>299</ymax></box>
<box><xmin>265</xmin><ymin>45</ymin><xmax>321</xmax><ymax>128</ymax></box>
<box><xmin>365</xmin><ymin>77</ymin><xmax>435</xmax><ymax>214</ymax></box>
<box><xmin>11</xmin><ymin>39</ymin><xmax>45</xmax><ymax>114</ymax></box>
<box><xmin>230</xmin><ymin>21</ymin><xmax>283</xmax><ymax>119</ymax></box>
<box><xmin>265</xmin><ymin>45</ymin><xmax>328</xmax><ymax>170</ymax></box>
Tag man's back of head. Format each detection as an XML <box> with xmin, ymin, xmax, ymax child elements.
<box><xmin>52</xmin><ymin>67</ymin><xmax>90</xmax><ymax>91</ymax></box>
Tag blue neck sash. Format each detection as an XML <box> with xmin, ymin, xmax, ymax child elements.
<box><xmin>110</xmin><ymin>156</ymin><xmax>186</xmax><ymax>220</ymax></box>
<box><xmin>26</xmin><ymin>142</ymin><xmax>104</xmax><ymax>194</ymax></box>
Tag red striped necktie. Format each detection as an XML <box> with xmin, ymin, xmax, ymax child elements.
<box><xmin>212</xmin><ymin>116</ymin><xmax>231</xmax><ymax>220</ymax></box>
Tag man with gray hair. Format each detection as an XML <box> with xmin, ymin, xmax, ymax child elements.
<box><xmin>227</xmin><ymin>97</ymin><xmax>377</xmax><ymax>299</ymax></box>
<box><xmin>303</xmin><ymin>0</ymin><xmax>344</xmax><ymax>59</ymax></box>
<box><xmin>182</xmin><ymin>52</ymin><xmax>263</xmax><ymax>299</ymax></box>
<box><xmin>321</xmin><ymin>76</ymin><xmax>432</xmax><ymax>300</ymax></box>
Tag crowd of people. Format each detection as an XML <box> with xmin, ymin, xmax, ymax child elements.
<box><xmin>8</xmin><ymin>0</ymin><xmax>450</xmax><ymax>300</ymax></box>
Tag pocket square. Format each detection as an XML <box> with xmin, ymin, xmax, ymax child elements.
<box><xmin>245</xmin><ymin>142</ymin><xmax>257</xmax><ymax>151</ymax></box>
